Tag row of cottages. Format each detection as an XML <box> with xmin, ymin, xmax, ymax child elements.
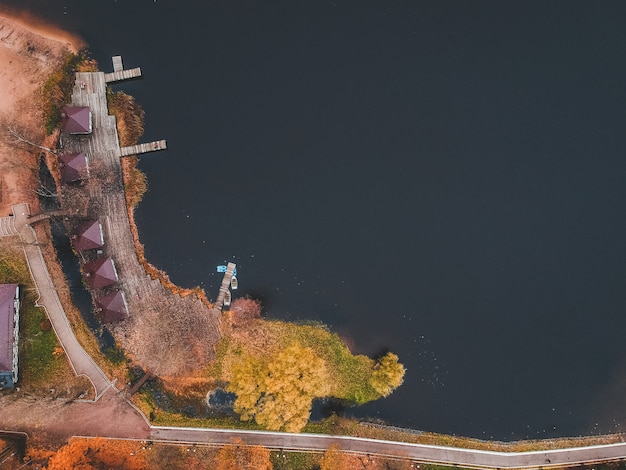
<box><xmin>59</xmin><ymin>104</ymin><xmax>129</xmax><ymax>324</ymax></box>
<box><xmin>0</xmin><ymin>284</ymin><xmax>20</xmax><ymax>389</ymax></box>
<box><xmin>72</xmin><ymin>221</ymin><xmax>129</xmax><ymax>324</ymax></box>
<box><xmin>58</xmin><ymin>105</ymin><xmax>92</xmax><ymax>183</ymax></box>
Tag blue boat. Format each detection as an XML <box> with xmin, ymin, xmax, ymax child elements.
<box><xmin>216</xmin><ymin>265</ymin><xmax>238</xmax><ymax>276</ymax></box>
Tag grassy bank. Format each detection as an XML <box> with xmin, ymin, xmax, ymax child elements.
<box><xmin>0</xmin><ymin>238</ymin><xmax>88</xmax><ymax>394</ymax></box>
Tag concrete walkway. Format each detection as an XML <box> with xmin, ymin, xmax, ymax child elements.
<box><xmin>150</xmin><ymin>426</ymin><xmax>626</xmax><ymax>469</ymax></box>
<box><xmin>12</xmin><ymin>203</ymin><xmax>112</xmax><ymax>400</ymax></box>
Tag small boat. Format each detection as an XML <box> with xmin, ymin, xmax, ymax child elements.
<box><xmin>230</xmin><ymin>276</ymin><xmax>238</xmax><ymax>290</ymax></box>
<box><xmin>224</xmin><ymin>290</ymin><xmax>231</xmax><ymax>307</ymax></box>
<box><xmin>216</xmin><ymin>265</ymin><xmax>227</xmax><ymax>273</ymax></box>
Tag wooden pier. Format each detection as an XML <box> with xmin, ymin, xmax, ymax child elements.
<box><xmin>27</xmin><ymin>210</ymin><xmax>69</xmax><ymax>225</ymax></box>
<box><xmin>118</xmin><ymin>140</ymin><xmax>167</xmax><ymax>157</ymax></box>
<box><xmin>52</xmin><ymin>57</ymin><xmax>222</xmax><ymax>375</ymax></box>
<box><xmin>104</xmin><ymin>55</ymin><xmax>142</xmax><ymax>83</ymax></box>
<box><xmin>214</xmin><ymin>262</ymin><xmax>236</xmax><ymax>310</ymax></box>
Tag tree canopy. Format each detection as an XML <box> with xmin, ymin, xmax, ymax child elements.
<box><xmin>216</xmin><ymin>438</ymin><xmax>273</xmax><ymax>470</ymax></box>
<box><xmin>369</xmin><ymin>352</ymin><xmax>406</xmax><ymax>397</ymax></box>
<box><xmin>228</xmin><ymin>342</ymin><xmax>330</xmax><ymax>432</ymax></box>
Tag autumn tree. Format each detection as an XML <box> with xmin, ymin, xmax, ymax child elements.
<box><xmin>215</xmin><ymin>438</ymin><xmax>272</xmax><ymax>470</ymax></box>
<box><xmin>319</xmin><ymin>443</ymin><xmax>349</xmax><ymax>470</ymax></box>
<box><xmin>46</xmin><ymin>437</ymin><xmax>147</xmax><ymax>470</ymax></box>
<box><xmin>228</xmin><ymin>342</ymin><xmax>330</xmax><ymax>432</ymax></box>
<box><xmin>370</xmin><ymin>352</ymin><xmax>406</xmax><ymax>398</ymax></box>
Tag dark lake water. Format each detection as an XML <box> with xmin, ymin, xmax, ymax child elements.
<box><xmin>8</xmin><ymin>0</ymin><xmax>626</xmax><ymax>440</ymax></box>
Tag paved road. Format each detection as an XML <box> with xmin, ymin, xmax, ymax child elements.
<box><xmin>151</xmin><ymin>426</ymin><xmax>626</xmax><ymax>469</ymax></box>
<box><xmin>12</xmin><ymin>203</ymin><xmax>112</xmax><ymax>399</ymax></box>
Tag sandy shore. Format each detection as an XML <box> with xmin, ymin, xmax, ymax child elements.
<box><xmin>0</xmin><ymin>9</ymin><xmax>83</xmax><ymax>216</ymax></box>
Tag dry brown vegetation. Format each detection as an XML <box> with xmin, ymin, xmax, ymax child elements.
<box><xmin>45</xmin><ymin>437</ymin><xmax>147</xmax><ymax>470</ymax></box>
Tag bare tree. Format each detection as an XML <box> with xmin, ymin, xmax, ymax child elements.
<box><xmin>5</xmin><ymin>125</ymin><xmax>55</xmax><ymax>154</ymax></box>
<box><xmin>32</xmin><ymin>185</ymin><xmax>57</xmax><ymax>198</ymax></box>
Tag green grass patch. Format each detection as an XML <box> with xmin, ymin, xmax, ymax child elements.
<box><xmin>0</xmin><ymin>246</ymin><xmax>30</xmax><ymax>284</ymax></box>
<box><xmin>270</xmin><ymin>451</ymin><xmax>320</xmax><ymax>470</ymax></box>
<box><xmin>19</xmin><ymin>293</ymin><xmax>67</xmax><ymax>385</ymax></box>
<box><xmin>0</xmin><ymin>242</ymin><xmax>66</xmax><ymax>386</ymax></box>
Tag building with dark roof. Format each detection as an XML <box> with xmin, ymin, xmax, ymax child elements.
<box><xmin>61</xmin><ymin>106</ymin><xmax>93</xmax><ymax>134</ymax></box>
<box><xmin>84</xmin><ymin>257</ymin><xmax>118</xmax><ymax>289</ymax></box>
<box><xmin>72</xmin><ymin>220</ymin><xmax>104</xmax><ymax>251</ymax></box>
<box><xmin>0</xmin><ymin>284</ymin><xmax>20</xmax><ymax>388</ymax></box>
<box><xmin>58</xmin><ymin>152</ymin><xmax>90</xmax><ymax>183</ymax></box>
<box><xmin>96</xmin><ymin>290</ymin><xmax>129</xmax><ymax>323</ymax></box>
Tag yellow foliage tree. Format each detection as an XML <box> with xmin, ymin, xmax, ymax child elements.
<box><xmin>215</xmin><ymin>438</ymin><xmax>273</xmax><ymax>470</ymax></box>
<box><xmin>369</xmin><ymin>352</ymin><xmax>406</xmax><ymax>397</ymax></box>
<box><xmin>319</xmin><ymin>443</ymin><xmax>349</xmax><ymax>470</ymax></box>
<box><xmin>228</xmin><ymin>342</ymin><xmax>330</xmax><ymax>432</ymax></box>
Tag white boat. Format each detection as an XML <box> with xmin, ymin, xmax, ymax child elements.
<box><xmin>224</xmin><ymin>290</ymin><xmax>231</xmax><ymax>307</ymax></box>
<box><xmin>230</xmin><ymin>276</ymin><xmax>238</xmax><ymax>290</ymax></box>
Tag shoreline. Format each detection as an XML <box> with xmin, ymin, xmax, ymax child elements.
<box><xmin>0</xmin><ymin>7</ymin><xmax>84</xmax><ymax>53</ymax></box>
<box><xmin>0</xmin><ymin>11</ymin><xmax>625</xmax><ymax>458</ymax></box>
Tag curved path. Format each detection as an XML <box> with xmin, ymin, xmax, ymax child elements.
<box><xmin>151</xmin><ymin>426</ymin><xmax>626</xmax><ymax>469</ymax></box>
<box><xmin>11</xmin><ymin>203</ymin><xmax>112</xmax><ymax>399</ymax></box>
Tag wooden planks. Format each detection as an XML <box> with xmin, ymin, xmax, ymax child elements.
<box><xmin>214</xmin><ymin>262</ymin><xmax>237</xmax><ymax>310</ymax></box>
<box><xmin>112</xmin><ymin>55</ymin><xmax>123</xmax><ymax>72</ymax></box>
<box><xmin>118</xmin><ymin>140</ymin><xmax>167</xmax><ymax>157</ymax></box>
<box><xmin>104</xmin><ymin>67</ymin><xmax>142</xmax><ymax>83</ymax></box>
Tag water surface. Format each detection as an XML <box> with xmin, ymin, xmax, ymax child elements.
<box><xmin>8</xmin><ymin>0</ymin><xmax>626</xmax><ymax>440</ymax></box>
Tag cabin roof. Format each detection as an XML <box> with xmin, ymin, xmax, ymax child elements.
<box><xmin>73</xmin><ymin>220</ymin><xmax>104</xmax><ymax>251</ymax></box>
<box><xmin>59</xmin><ymin>152</ymin><xmax>89</xmax><ymax>183</ymax></box>
<box><xmin>96</xmin><ymin>290</ymin><xmax>129</xmax><ymax>323</ymax></box>
<box><xmin>62</xmin><ymin>106</ymin><xmax>92</xmax><ymax>134</ymax></box>
<box><xmin>84</xmin><ymin>257</ymin><xmax>118</xmax><ymax>289</ymax></box>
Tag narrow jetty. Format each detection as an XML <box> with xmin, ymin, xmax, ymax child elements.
<box><xmin>104</xmin><ymin>56</ymin><xmax>141</xmax><ymax>83</ymax></box>
<box><xmin>118</xmin><ymin>140</ymin><xmax>167</xmax><ymax>157</ymax></box>
<box><xmin>214</xmin><ymin>262</ymin><xmax>236</xmax><ymax>310</ymax></box>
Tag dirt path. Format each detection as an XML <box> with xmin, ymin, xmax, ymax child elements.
<box><xmin>0</xmin><ymin>389</ymin><xmax>150</xmax><ymax>447</ymax></box>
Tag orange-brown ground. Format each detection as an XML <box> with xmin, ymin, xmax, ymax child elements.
<box><xmin>0</xmin><ymin>8</ymin><xmax>82</xmax><ymax>217</ymax></box>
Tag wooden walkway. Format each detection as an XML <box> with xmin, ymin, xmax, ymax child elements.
<box><xmin>0</xmin><ymin>216</ymin><xmax>17</xmax><ymax>237</ymax></box>
<box><xmin>56</xmin><ymin>60</ymin><xmax>221</xmax><ymax>375</ymax></box>
<box><xmin>118</xmin><ymin>140</ymin><xmax>167</xmax><ymax>157</ymax></box>
<box><xmin>27</xmin><ymin>210</ymin><xmax>69</xmax><ymax>225</ymax></box>
<box><xmin>104</xmin><ymin>56</ymin><xmax>141</xmax><ymax>83</ymax></box>
<box><xmin>214</xmin><ymin>262</ymin><xmax>236</xmax><ymax>310</ymax></box>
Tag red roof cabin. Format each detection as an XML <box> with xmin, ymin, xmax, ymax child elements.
<box><xmin>84</xmin><ymin>257</ymin><xmax>118</xmax><ymax>289</ymax></box>
<box><xmin>0</xmin><ymin>284</ymin><xmax>20</xmax><ymax>388</ymax></box>
<box><xmin>58</xmin><ymin>152</ymin><xmax>90</xmax><ymax>183</ymax></box>
<box><xmin>72</xmin><ymin>220</ymin><xmax>104</xmax><ymax>251</ymax></box>
<box><xmin>61</xmin><ymin>106</ymin><xmax>92</xmax><ymax>134</ymax></box>
<box><xmin>96</xmin><ymin>290</ymin><xmax>129</xmax><ymax>323</ymax></box>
